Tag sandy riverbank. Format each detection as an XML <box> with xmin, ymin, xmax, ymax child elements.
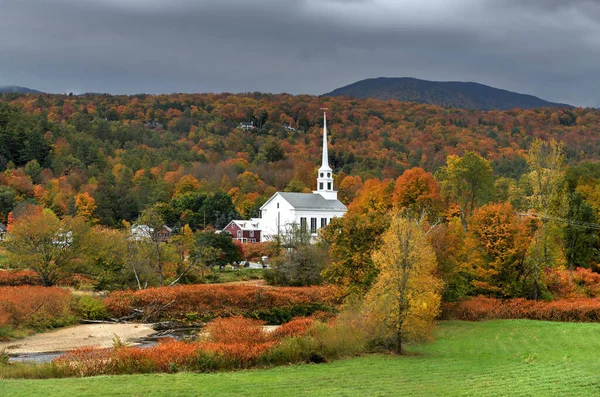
<box><xmin>0</xmin><ymin>323</ymin><xmax>156</xmax><ymax>355</ymax></box>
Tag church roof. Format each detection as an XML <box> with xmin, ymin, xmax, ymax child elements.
<box><xmin>277</xmin><ymin>192</ymin><xmax>346</xmax><ymax>211</ymax></box>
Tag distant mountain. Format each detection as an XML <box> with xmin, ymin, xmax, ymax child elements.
<box><xmin>323</xmin><ymin>77</ymin><xmax>572</xmax><ymax>111</ymax></box>
<box><xmin>0</xmin><ymin>85</ymin><xmax>43</xmax><ymax>94</ymax></box>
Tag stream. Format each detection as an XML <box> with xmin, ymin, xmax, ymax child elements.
<box><xmin>8</xmin><ymin>327</ymin><xmax>202</xmax><ymax>364</ymax></box>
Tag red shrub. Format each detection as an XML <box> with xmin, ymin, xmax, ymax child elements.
<box><xmin>200</xmin><ymin>341</ymin><xmax>276</xmax><ymax>366</ymax></box>
<box><xmin>0</xmin><ymin>286</ymin><xmax>73</xmax><ymax>329</ymax></box>
<box><xmin>271</xmin><ymin>317</ymin><xmax>314</xmax><ymax>339</ymax></box>
<box><xmin>544</xmin><ymin>267</ymin><xmax>600</xmax><ymax>298</ymax></box>
<box><xmin>444</xmin><ymin>296</ymin><xmax>600</xmax><ymax>322</ymax></box>
<box><xmin>204</xmin><ymin>316</ymin><xmax>268</xmax><ymax>345</ymax></box>
<box><xmin>0</xmin><ymin>270</ymin><xmax>40</xmax><ymax>286</ymax></box>
<box><xmin>103</xmin><ymin>284</ymin><xmax>339</xmax><ymax>321</ymax></box>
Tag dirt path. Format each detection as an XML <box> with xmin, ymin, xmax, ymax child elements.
<box><xmin>0</xmin><ymin>323</ymin><xmax>155</xmax><ymax>355</ymax></box>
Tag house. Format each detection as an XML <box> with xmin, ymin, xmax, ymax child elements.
<box><xmin>130</xmin><ymin>224</ymin><xmax>172</xmax><ymax>243</ymax></box>
<box><xmin>222</xmin><ymin>220</ymin><xmax>262</xmax><ymax>243</ymax></box>
<box><xmin>0</xmin><ymin>222</ymin><xmax>6</xmax><ymax>241</ymax></box>
<box><xmin>238</xmin><ymin>121</ymin><xmax>255</xmax><ymax>131</ymax></box>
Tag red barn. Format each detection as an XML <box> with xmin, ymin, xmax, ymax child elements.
<box><xmin>222</xmin><ymin>220</ymin><xmax>262</xmax><ymax>243</ymax></box>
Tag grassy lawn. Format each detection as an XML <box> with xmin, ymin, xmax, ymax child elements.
<box><xmin>3</xmin><ymin>320</ymin><xmax>600</xmax><ymax>396</ymax></box>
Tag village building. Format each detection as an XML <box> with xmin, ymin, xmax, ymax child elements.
<box><xmin>222</xmin><ymin>220</ymin><xmax>262</xmax><ymax>243</ymax></box>
<box><xmin>224</xmin><ymin>112</ymin><xmax>346</xmax><ymax>242</ymax></box>
<box><xmin>130</xmin><ymin>224</ymin><xmax>172</xmax><ymax>243</ymax></box>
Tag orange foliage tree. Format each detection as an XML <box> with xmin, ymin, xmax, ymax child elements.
<box><xmin>465</xmin><ymin>203</ymin><xmax>537</xmax><ymax>297</ymax></box>
<box><xmin>393</xmin><ymin>167</ymin><xmax>443</xmax><ymax>218</ymax></box>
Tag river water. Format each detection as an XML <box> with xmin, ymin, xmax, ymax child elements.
<box><xmin>8</xmin><ymin>328</ymin><xmax>202</xmax><ymax>364</ymax></box>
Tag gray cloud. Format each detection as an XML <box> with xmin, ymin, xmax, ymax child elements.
<box><xmin>1</xmin><ymin>0</ymin><xmax>599</xmax><ymax>106</ymax></box>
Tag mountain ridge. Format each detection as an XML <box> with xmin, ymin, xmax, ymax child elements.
<box><xmin>323</xmin><ymin>77</ymin><xmax>572</xmax><ymax>111</ymax></box>
<box><xmin>0</xmin><ymin>85</ymin><xmax>44</xmax><ymax>94</ymax></box>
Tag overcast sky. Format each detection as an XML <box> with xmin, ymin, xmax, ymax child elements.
<box><xmin>1</xmin><ymin>0</ymin><xmax>599</xmax><ymax>107</ymax></box>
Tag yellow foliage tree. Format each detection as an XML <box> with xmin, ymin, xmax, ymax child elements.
<box><xmin>362</xmin><ymin>215</ymin><xmax>443</xmax><ymax>353</ymax></box>
<box><xmin>75</xmin><ymin>192</ymin><xmax>97</xmax><ymax>221</ymax></box>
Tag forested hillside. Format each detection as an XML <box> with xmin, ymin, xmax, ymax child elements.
<box><xmin>324</xmin><ymin>77</ymin><xmax>572</xmax><ymax>110</ymax></box>
<box><xmin>0</xmin><ymin>91</ymin><xmax>597</xmax><ymax>230</ymax></box>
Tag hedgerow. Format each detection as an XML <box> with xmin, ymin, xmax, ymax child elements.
<box><xmin>103</xmin><ymin>284</ymin><xmax>339</xmax><ymax>324</ymax></box>
<box><xmin>443</xmin><ymin>296</ymin><xmax>600</xmax><ymax>322</ymax></box>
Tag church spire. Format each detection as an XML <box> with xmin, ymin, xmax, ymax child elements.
<box><xmin>322</xmin><ymin>111</ymin><xmax>330</xmax><ymax>170</ymax></box>
<box><xmin>315</xmin><ymin>110</ymin><xmax>337</xmax><ymax>200</ymax></box>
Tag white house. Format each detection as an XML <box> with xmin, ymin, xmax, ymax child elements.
<box><xmin>257</xmin><ymin>112</ymin><xmax>347</xmax><ymax>241</ymax></box>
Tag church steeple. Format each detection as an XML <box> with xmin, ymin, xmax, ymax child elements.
<box><xmin>315</xmin><ymin>111</ymin><xmax>337</xmax><ymax>201</ymax></box>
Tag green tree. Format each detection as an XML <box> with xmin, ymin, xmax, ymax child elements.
<box><xmin>321</xmin><ymin>212</ymin><xmax>390</xmax><ymax>298</ymax></box>
<box><xmin>436</xmin><ymin>152</ymin><xmax>494</xmax><ymax>225</ymax></box>
<box><xmin>524</xmin><ymin>139</ymin><xmax>568</xmax><ymax>298</ymax></box>
<box><xmin>5</xmin><ymin>208</ymin><xmax>90</xmax><ymax>286</ymax></box>
<box><xmin>0</xmin><ymin>185</ymin><xmax>16</xmax><ymax>222</ymax></box>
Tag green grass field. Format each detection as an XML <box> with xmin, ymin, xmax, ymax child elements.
<box><xmin>3</xmin><ymin>320</ymin><xmax>600</xmax><ymax>396</ymax></box>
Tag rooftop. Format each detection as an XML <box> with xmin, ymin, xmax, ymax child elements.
<box><xmin>277</xmin><ymin>192</ymin><xmax>346</xmax><ymax>211</ymax></box>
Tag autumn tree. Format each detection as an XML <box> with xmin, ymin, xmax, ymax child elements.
<box><xmin>75</xmin><ymin>192</ymin><xmax>97</xmax><ymax>221</ymax></box>
<box><xmin>5</xmin><ymin>207</ymin><xmax>90</xmax><ymax>286</ymax></box>
<box><xmin>465</xmin><ymin>203</ymin><xmax>536</xmax><ymax>297</ymax></box>
<box><xmin>524</xmin><ymin>139</ymin><xmax>568</xmax><ymax>298</ymax></box>
<box><xmin>347</xmin><ymin>178</ymin><xmax>394</xmax><ymax>216</ymax></box>
<box><xmin>83</xmin><ymin>226</ymin><xmax>129</xmax><ymax>290</ymax></box>
<box><xmin>393</xmin><ymin>167</ymin><xmax>443</xmax><ymax>218</ymax></box>
<box><xmin>436</xmin><ymin>152</ymin><xmax>494</xmax><ymax>225</ymax></box>
<box><xmin>321</xmin><ymin>212</ymin><xmax>390</xmax><ymax>298</ymax></box>
<box><xmin>362</xmin><ymin>215</ymin><xmax>443</xmax><ymax>353</ymax></box>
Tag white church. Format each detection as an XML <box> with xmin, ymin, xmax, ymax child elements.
<box><xmin>223</xmin><ymin>112</ymin><xmax>347</xmax><ymax>242</ymax></box>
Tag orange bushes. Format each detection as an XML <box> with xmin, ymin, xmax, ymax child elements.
<box><xmin>103</xmin><ymin>284</ymin><xmax>339</xmax><ymax>323</ymax></box>
<box><xmin>55</xmin><ymin>339</ymin><xmax>202</xmax><ymax>376</ymax></box>
<box><xmin>54</xmin><ymin>316</ymin><xmax>318</xmax><ymax>376</ymax></box>
<box><xmin>0</xmin><ymin>270</ymin><xmax>40</xmax><ymax>286</ymax></box>
<box><xmin>544</xmin><ymin>267</ymin><xmax>600</xmax><ymax>298</ymax></box>
<box><xmin>0</xmin><ymin>286</ymin><xmax>75</xmax><ymax>330</ymax></box>
<box><xmin>271</xmin><ymin>317</ymin><xmax>314</xmax><ymax>339</ymax></box>
<box><xmin>444</xmin><ymin>296</ymin><xmax>600</xmax><ymax>322</ymax></box>
<box><xmin>204</xmin><ymin>316</ymin><xmax>269</xmax><ymax>344</ymax></box>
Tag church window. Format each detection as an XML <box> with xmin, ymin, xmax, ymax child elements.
<box><xmin>300</xmin><ymin>217</ymin><xmax>307</xmax><ymax>232</ymax></box>
<box><xmin>321</xmin><ymin>218</ymin><xmax>327</xmax><ymax>228</ymax></box>
<box><xmin>277</xmin><ymin>203</ymin><xmax>279</xmax><ymax>209</ymax></box>
<box><xmin>320</xmin><ymin>173</ymin><xmax>324</xmax><ymax>178</ymax></box>
<box><xmin>319</xmin><ymin>182</ymin><xmax>323</xmax><ymax>190</ymax></box>
<box><xmin>327</xmin><ymin>173</ymin><xmax>331</xmax><ymax>178</ymax></box>
<box><xmin>311</xmin><ymin>218</ymin><xmax>317</xmax><ymax>234</ymax></box>
<box><xmin>327</xmin><ymin>182</ymin><xmax>332</xmax><ymax>190</ymax></box>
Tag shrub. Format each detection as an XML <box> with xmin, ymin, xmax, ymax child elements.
<box><xmin>443</xmin><ymin>296</ymin><xmax>600</xmax><ymax>322</ymax></box>
<box><xmin>544</xmin><ymin>267</ymin><xmax>600</xmax><ymax>298</ymax></box>
<box><xmin>70</xmin><ymin>295</ymin><xmax>108</xmax><ymax>321</ymax></box>
<box><xmin>0</xmin><ymin>286</ymin><xmax>76</xmax><ymax>331</ymax></box>
<box><xmin>271</xmin><ymin>317</ymin><xmax>314</xmax><ymax>339</ymax></box>
<box><xmin>204</xmin><ymin>316</ymin><xmax>268</xmax><ymax>344</ymax></box>
<box><xmin>0</xmin><ymin>270</ymin><xmax>40</xmax><ymax>286</ymax></box>
<box><xmin>103</xmin><ymin>284</ymin><xmax>339</xmax><ymax>323</ymax></box>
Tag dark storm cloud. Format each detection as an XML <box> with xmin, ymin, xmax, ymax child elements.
<box><xmin>1</xmin><ymin>0</ymin><xmax>600</xmax><ymax>106</ymax></box>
